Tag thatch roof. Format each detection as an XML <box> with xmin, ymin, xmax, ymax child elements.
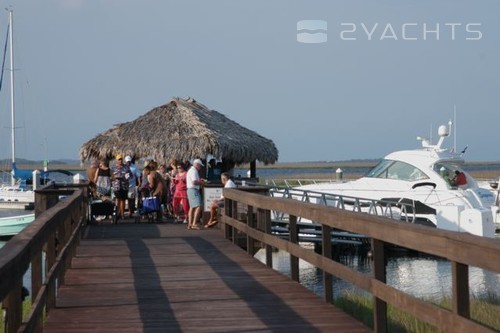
<box><xmin>79</xmin><ymin>97</ymin><xmax>279</xmax><ymax>164</ymax></box>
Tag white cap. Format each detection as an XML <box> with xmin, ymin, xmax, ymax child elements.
<box><xmin>125</xmin><ymin>155</ymin><xmax>132</xmax><ymax>162</ymax></box>
<box><xmin>193</xmin><ymin>158</ymin><xmax>204</xmax><ymax>167</ymax></box>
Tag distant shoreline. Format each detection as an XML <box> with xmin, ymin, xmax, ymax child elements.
<box><xmin>3</xmin><ymin>160</ymin><xmax>500</xmax><ymax>170</ymax></box>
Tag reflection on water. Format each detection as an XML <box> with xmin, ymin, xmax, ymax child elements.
<box><xmin>254</xmin><ymin>246</ymin><xmax>500</xmax><ymax>300</ymax></box>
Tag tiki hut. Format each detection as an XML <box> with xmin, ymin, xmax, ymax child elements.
<box><xmin>79</xmin><ymin>97</ymin><xmax>278</xmax><ymax>177</ymax></box>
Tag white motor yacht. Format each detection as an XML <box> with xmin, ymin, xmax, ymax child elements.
<box><xmin>296</xmin><ymin>124</ymin><xmax>498</xmax><ymax>238</ymax></box>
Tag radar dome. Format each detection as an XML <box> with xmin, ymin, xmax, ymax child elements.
<box><xmin>438</xmin><ymin>125</ymin><xmax>449</xmax><ymax>137</ymax></box>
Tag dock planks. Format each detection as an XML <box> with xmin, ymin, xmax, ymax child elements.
<box><xmin>43</xmin><ymin>222</ymin><xmax>372</xmax><ymax>332</ymax></box>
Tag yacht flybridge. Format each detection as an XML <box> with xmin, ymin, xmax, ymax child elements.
<box><xmin>296</xmin><ymin>123</ymin><xmax>497</xmax><ymax>238</ymax></box>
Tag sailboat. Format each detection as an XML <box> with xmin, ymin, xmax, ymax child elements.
<box><xmin>0</xmin><ymin>9</ymin><xmax>35</xmax><ymax>205</ymax></box>
<box><xmin>0</xmin><ymin>10</ymin><xmax>35</xmax><ymax>235</ymax></box>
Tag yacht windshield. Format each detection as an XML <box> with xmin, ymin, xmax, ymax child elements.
<box><xmin>366</xmin><ymin>159</ymin><xmax>429</xmax><ymax>181</ymax></box>
<box><xmin>433</xmin><ymin>162</ymin><xmax>466</xmax><ymax>187</ymax></box>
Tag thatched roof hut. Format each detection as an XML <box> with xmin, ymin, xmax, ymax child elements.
<box><xmin>79</xmin><ymin>97</ymin><xmax>279</xmax><ymax>168</ymax></box>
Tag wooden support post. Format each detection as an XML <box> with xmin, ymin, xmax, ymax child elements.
<box><xmin>31</xmin><ymin>252</ymin><xmax>42</xmax><ymax>303</ymax></box>
<box><xmin>322</xmin><ymin>224</ymin><xmax>333</xmax><ymax>303</ymax></box>
<box><xmin>57</xmin><ymin>222</ymin><xmax>66</xmax><ymax>286</ymax></box>
<box><xmin>246</xmin><ymin>205</ymin><xmax>255</xmax><ymax>256</ymax></box>
<box><xmin>228</xmin><ymin>199</ymin><xmax>238</xmax><ymax>242</ymax></box>
<box><xmin>371</xmin><ymin>239</ymin><xmax>387</xmax><ymax>333</ymax></box>
<box><xmin>3</xmin><ymin>280</ymin><xmax>22</xmax><ymax>333</ymax></box>
<box><xmin>289</xmin><ymin>215</ymin><xmax>299</xmax><ymax>282</ymax></box>
<box><xmin>46</xmin><ymin>233</ymin><xmax>56</xmax><ymax>311</ymax></box>
<box><xmin>224</xmin><ymin>198</ymin><xmax>232</xmax><ymax>240</ymax></box>
<box><xmin>263</xmin><ymin>209</ymin><xmax>272</xmax><ymax>268</ymax></box>
<box><xmin>452</xmin><ymin>262</ymin><xmax>470</xmax><ymax>318</ymax></box>
<box><xmin>31</xmin><ymin>251</ymin><xmax>43</xmax><ymax>332</ymax></box>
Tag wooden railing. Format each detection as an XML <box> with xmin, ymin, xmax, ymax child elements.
<box><xmin>0</xmin><ymin>182</ymin><xmax>88</xmax><ymax>333</ymax></box>
<box><xmin>222</xmin><ymin>188</ymin><xmax>500</xmax><ymax>333</ymax></box>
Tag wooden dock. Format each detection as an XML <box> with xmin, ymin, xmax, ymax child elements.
<box><xmin>43</xmin><ymin>222</ymin><xmax>371</xmax><ymax>332</ymax></box>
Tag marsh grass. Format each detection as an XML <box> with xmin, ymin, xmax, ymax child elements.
<box><xmin>334</xmin><ymin>291</ymin><xmax>500</xmax><ymax>332</ymax></box>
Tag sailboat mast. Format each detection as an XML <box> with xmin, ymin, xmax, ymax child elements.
<box><xmin>8</xmin><ymin>9</ymin><xmax>16</xmax><ymax>185</ymax></box>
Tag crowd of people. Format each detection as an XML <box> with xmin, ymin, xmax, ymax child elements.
<box><xmin>86</xmin><ymin>155</ymin><xmax>231</xmax><ymax>228</ymax></box>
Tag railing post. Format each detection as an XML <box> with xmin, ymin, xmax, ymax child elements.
<box><xmin>224</xmin><ymin>198</ymin><xmax>232</xmax><ymax>240</ymax></box>
<box><xmin>322</xmin><ymin>224</ymin><xmax>333</xmax><ymax>303</ymax></box>
<box><xmin>262</xmin><ymin>208</ymin><xmax>272</xmax><ymax>268</ymax></box>
<box><xmin>231</xmin><ymin>200</ymin><xmax>239</xmax><ymax>245</ymax></box>
<box><xmin>452</xmin><ymin>262</ymin><xmax>470</xmax><ymax>318</ymax></box>
<box><xmin>31</xmin><ymin>251</ymin><xmax>42</xmax><ymax>303</ymax></box>
<box><xmin>31</xmin><ymin>251</ymin><xmax>43</xmax><ymax>332</ymax></box>
<box><xmin>289</xmin><ymin>215</ymin><xmax>299</xmax><ymax>282</ymax></box>
<box><xmin>227</xmin><ymin>199</ymin><xmax>238</xmax><ymax>242</ymax></box>
<box><xmin>3</xmin><ymin>280</ymin><xmax>22</xmax><ymax>333</ymax></box>
<box><xmin>246</xmin><ymin>205</ymin><xmax>255</xmax><ymax>256</ymax></box>
<box><xmin>46</xmin><ymin>233</ymin><xmax>56</xmax><ymax>311</ymax></box>
<box><xmin>371</xmin><ymin>239</ymin><xmax>387</xmax><ymax>333</ymax></box>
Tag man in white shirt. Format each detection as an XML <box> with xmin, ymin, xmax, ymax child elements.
<box><xmin>205</xmin><ymin>172</ymin><xmax>236</xmax><ymax>228</ymax></box>
<box><xmin>186</xmin><ymin>159</ymin><xmax>204</xmax><ymax>229</ymax></box>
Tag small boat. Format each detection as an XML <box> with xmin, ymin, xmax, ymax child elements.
<box><xmin>296</xmin><ymin>122</ymin><xmax>497</xmax><ymax>238</ymax></box>
<box><xmin>0</xmin><ymin>184</ymin><xmax>35</xmax><ymax>203</ymax></box>
<box><xmin>0</xmin><ymin>213</ymin><xmax>35</xmax><ymax>237</ymax></box>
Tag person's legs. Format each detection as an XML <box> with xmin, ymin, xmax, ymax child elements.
<box><xmin>127</xmin><ymin>187</ymin><xmax>135</xmax><ymax>216</ymax></box>
<box><xmin>181</xmin><ymin>197</ymin><xmax>190</xmax><ymax>220</ymax></box>
<box><xmin>193</xmin><ymin>206</ymin><xmax>202</xmax><ymax>227</ymax></box>
<box><xmin>188</xmin><ymin>189</ymin><xmax>202</xmax><ymax>228</ymax></box>
<box><xmin>187</xmin><ymin>188</ymin><xmax>196</xmax><ymax>228</ymax></box>
<box><xmin>208</xmin><ymin>203</ymin><xmax>217</xmax><ymax>223</ymax></box>
<box><xmin>117</xmin><ymin>198</ymin><xmax>125</xmax><ymax>218</ymax></box>
<box><xmin>188</xmin><ymin>207</ymin><xmax>194</xmax><ymax>228</ymax></box>
<box><xmin>155</xmin><ymin>195</ymin><xmax>163</xmax><ymax>222</ymax></box>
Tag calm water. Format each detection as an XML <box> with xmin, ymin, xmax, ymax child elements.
<box><xmin>254</xmin><ymin>246</ymin><xmax>500</xmax><ymax>300</ymax></box>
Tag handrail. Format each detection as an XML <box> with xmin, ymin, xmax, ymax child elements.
<box><xmin>267</xmin><ymin>185</ymin><xmax>417</xmax><ymax>224</ymax></box>
<box><xmin>222</xmin><ymin>188</ymin><xmax>500</xmax><ymax>333</ymax></box>
<box><xmin>0</xmin><ymin>182</ymin><xmax>88</xmax><ymax>333</ymax></box>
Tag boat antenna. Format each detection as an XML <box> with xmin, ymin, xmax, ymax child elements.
<box><xmin>453</xmin><ymin>105</ymin><xmax>457</xmax><ymax>153</ymax></box>
<box><xmin>429</xmin><ymin>123</ymin><xmax>433</xmax><ymax>145</ymax></box>
<box><xmin>448</xmin><ymin>119</ymin><xmax>453</xmax><ymax>151</ymax></box>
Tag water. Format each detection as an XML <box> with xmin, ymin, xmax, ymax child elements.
<box><xmin>254</xmin><ymin>247</ymin><xmax>500</xmax><ymax>300</ymax></box>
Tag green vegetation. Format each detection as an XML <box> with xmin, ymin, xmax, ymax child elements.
<box><xmin>333</xmin><ymin>291</ymin><xmax>500</xmax><ymax>332</ymax></box>
<box><xmin>0</xmin><ymin>299</ymin><xmax>32</xmax><ymax>332</ymax></box>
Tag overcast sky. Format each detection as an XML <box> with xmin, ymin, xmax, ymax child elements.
<box><xmin>0</xmin><ymin>0</ymin><xmax>499</xmax><ymax>163</ymax></box>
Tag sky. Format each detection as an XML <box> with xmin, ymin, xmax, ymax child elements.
<box><xmin>0</xmin><ymin>0</ymin><xmax>499</xmax><ymax>163</ymax></box>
